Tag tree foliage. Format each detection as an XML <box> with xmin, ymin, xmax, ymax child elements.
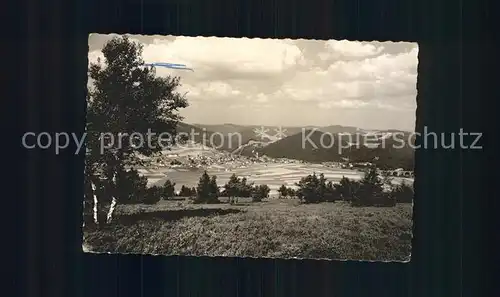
<box><xmin>208</xmin><ymin>175</ymin><xmax>220</xmax><ymax>201</ymax></box>
<box><xmin>162</xmin><ymin>180</ymin><xmax>176</xmax><ymax>200</ymax></box>
<box><xmin>278</xmin><ymin>185</ymin><xmax>288</xmax><ymax>198</ymax></box>
<box><xmin>223</xmin><ymin>174</ymin><xmax>256</xmax><ymax>204</ymax></box>
<box><xmin>390</xmin><ymin>181</ymin><xmax>414</xmax><ymax>203</ymax></box>
<box><xmin>350</xmin><ymin>167</ymin><xmax>395</xmax><ymax>207</ymax></box>
<box><xmin>324</xmin><ymin>180</ymin><xmax>340</xmax><ymax>202</ymax></box>
<box><xmin>295</xmin><ymin>173</ymin><xmax>338</xmax><ymax>203</ymax></box>
<box><xmin>224</xmin><ymin>174</ymin><xmax>241</xmax><ymax>204</ymax></box>
<box><xmin>179</xmin><ymin>185</ymin><xmax>196</xmax><ymax>197</ymax></box>
<box><xmin>251</xmin><ymin>184</ymin><xmax>271</xmax><ymax>202</ymax></box>
<box><xmin>115</xmin><ymin>168</ymin><xmax>148</xmax><ymax>204</ymax></box>
<box><xmin>143</xmin><ymin>186</ymin><xmax>162</xmax><ymax>204</ymax></box>
<box><xmin>292</xmin><ymin>168</ymin><xmax>401</xmax><ymax>206</ymax></box>
<box><xmin>86</xmin><ymin>36</ymin><xmax>188</xmax><ymax>172</ymax></box>
<box><xmin>335</xmin><ymin>176</ymin><xmax>360</xmax><ymax>201</ymax></box>
<box><xmin>195</xmin><ymin>171</ymin><xmax>219</xmax><ymax>203</ymax></box>
<box><xmin>85</xmin><ymin>36</ymin><xmax>188</xmax><ymax>224</ymax></box>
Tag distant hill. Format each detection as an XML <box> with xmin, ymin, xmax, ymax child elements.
<box><xmin>178</xmin><ymin>122</ymin><xmax>414</xmax><ymax>170</ymax></box>
<box><xmin>187</xmin><ymin>124</ymin><xmax>305</xmax><ymax>149</ymax></box>
<box><xmin>318</xmin><ymin>125</ymin><xmax>360</xmax><ymax>134</ymax></box>
<box><xmin>193</xmin><ymin>124</ymin><xmax>305</xmax><ymax>138</ymax></box>
<box><xmin>176</xmin><ymin>123</ymin><xmax>257</xmax><ymax>152</ymax></box>
<box><xmin>193</xmin><ymin>123</ymin><xmax>250</xmax><ymax>134</ymax></box>
<box><xmin>255</xmin><ymin>130</ymin><xmax>348</xmax><ymax>162</ymax></box>
<box><xmin>257</xmin><ymin>130</ymin><xmax>415</xmax><ymax>170</ymax></box>
<box><xmin>190</xmin><ymin>123</ymin><xmax>409</xmax><ymax>139</ymax></box>
<box><xmin>176</xmin><ymin>122</ymin><xmax>226</xmax><ymax>148</ymax></box>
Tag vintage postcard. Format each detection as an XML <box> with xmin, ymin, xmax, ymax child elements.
<box><xmin>83</xmin><ymin>34</ymin><xmax>417</xmax><ymax>261</ymax></box>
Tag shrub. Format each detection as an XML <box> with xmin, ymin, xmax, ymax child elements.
<box><xmin>195</xmin><ymin>171</ymin><xmax>219</xmax><ymax>203</ymax></box>
<box><xmin>295</xmin><ymin>173</ymin><xmax>323</xmax><ymax>203</ymax></box>
<box><xmin>143</xmin><ymin>186</ymin><xmax>162</xmax><ymax>204</ymax></box>
<box><xmin>238</xmin><ymin>177</ymin><xmax>254</xmax><ymax>198</ymax></box>
<box><xmin>335</xmin><ymin>176</ymin><xmax>360</xmax><ymax>201</ymax></box>
<box><xmin>351</xmin><ymin>167</ymin><xmax>395</xmax><ymax>207</ymax></box>
<box><xmin>391</xmin><ymin>181</ymin><xmax>414</xmax><ymax>203</ymax></box>
<box><xmin>324</xmin><ymin>181</ymin><xmax>341</xmax><ymax>202</ymax></box>
<box><xmin>208</xmin><ymin>175</ymin><xmax>220</xmax><ymax>202</ymax></box>
<box><xmin>251</xmin><ymin>184</ymin><xmax>270</xmax><ymax>202</ymax></box>
<box><xmin>170</xmin><ymin>159</ymin><xmax>182</xmax><ymax>165</ymax></box>
<box><xmin>190</xmin><ymin>187</ymin><xmax>197</xmax><ymax>198</ymax></box>
<box><xmin>277</xmin><ymin>185</ymin><xmax>296</xmax><ymax>199</ymax></box>
<box><xmin>223</xmin><ymin>174</ymin><xmax>254</xmax><ymax>203</ymax></box>
<box><xmin>115</xmin><ymin>168</ymin><xmax>148</xmax><ymax>204</ymax></box>
<box><xmin>278</xmin><ymin>185</ymin><xmax>288</xmax><ymax>199</ymax></box>
<box><xmin>162</xmin><ymin>180</ymin><xmax>176</xmax><ymax>200</ymax></box>
<box><xmin>179</xmin><ymin>185</ymin><xmax>193</xmax><ymax>197</ymax></box>
<box><xmin>286</xmin><ymin>187</ymin><xmax>296</xmax><ymax>198</ymax></box>
<box><xmin>295</xmin><ymin>173</ymin><xmax>342</xmax><ymax>203</ymax></box>
<box><xmin>224</xmin><ymin>174</ymin><xmax>240</xmax><ymax>204</ymax></box>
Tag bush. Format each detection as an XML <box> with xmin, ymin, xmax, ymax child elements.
<box><xmin>238</xmin><ymin>177</ymin><xmax>254</xmax><ymax>198</ymax></box>
<box><xmin>162</xmin><ymin>180</ymin><xmax>176</xmax><ymax>200</ymax></box>
<box><xmin>351</xmin><ymin>167</ymin><xmax>395</xmax><ymax>207</ymax></box>
<box><xmin>251</xmin><ymin>184</ymin><xmax>270</xmax><ymax>202</ymax></box>
<box><xmin>195</xmin><ymin>171</ymin><xmax>219</xmax><ymax>203</ymax></box>
<box><xmin>170</xmin><ymin>159</ymin><xmax>182</xmax><ymax>165</ymax></box>
<box><xmin>278</xmin><ymin>185</ymin><xmax>288</xmax><ymax>199</ymax></box>
<box><xmin>223</xmin><ymin>174</ymin><xmax>254</xmax><ymax>203</ymax></box>
<box><xmin>294</xmin><ymin>173</ymin><xmax>343</xmax><ymax>203</ymax></box>
<box><xmin>115</xmin><ymin>168</ymin><xmax>148</xmax><ymax>204</ymax></box>
<box><xmin>142</xmin><ymin>186</ymin><xmax>162</xmax><ymax>204</ymax></box>
<box><xmin>278</xmin><ymin>185</ymin><xmax>297</xmax><ymax>199</ymax></box>
<box><xmin>190</xmin><ymin>187</ymin><xmax>197</xmax><ymax>198</ymax></box>
<box><xmin>208</xmin><ymin>175</ymin><xmax>220</xmax><ymax>202</ymax></box>
<box><xmin>324</xmin><ymin>181</ymin><xmax>341</xmax><ymax>202</ymax></box>
<box><xmin>179</xmin><ymin>185</ymin><xmax>195</xmax><ymax>197</ymax></box>
<box><xmin>295</xmin><ymin>173</ymin><xmax>323</xmax><ymax>203</ymax></box>
<box><xmin>391</xmin><ymin>181</ymin><xmax>414</xmax><ymax>203</ymax></box>
<box><xmin>335</xmin><ymin>176</ymin><xmax>360</xmax><ymax>202</ymax></box>
<box><xmin>224</xmin><ymin>174</ymin><xmax>239</xmax><ymax>204</ymax></box>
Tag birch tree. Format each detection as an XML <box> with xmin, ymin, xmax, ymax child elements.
<box><xmin>85</xmin><ymin>36</ymin><xmax>188</xmax><ymax>226</ymax></box>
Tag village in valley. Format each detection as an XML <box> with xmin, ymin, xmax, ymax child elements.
<box><xmin>133</xmin><ymin>139</ymin><xmax>414</xmax><ymax>195</ymax></box>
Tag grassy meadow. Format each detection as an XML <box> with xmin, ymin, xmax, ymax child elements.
<box><xmin>83</xmin><ymin>198</ymin><xmax>412</xmax><ymax>261</ymax></box>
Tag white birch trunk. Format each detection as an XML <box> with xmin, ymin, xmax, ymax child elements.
<box><xmin>106</xmin><ymin>197</ymin><xmax>117</xmax><ymax>224</ymax></box>
<box><xmin>91</xmin><ymin>181</ymin><xmax>99</xmax><ymax>225</ymax></box>
<box><xmin>82</xmin><ymin>199</ymin><xmax>85</xmax><ymax>228</ymax></box>
<box><xmin>106</xmin><ymin>172</ymin><xmax>118</xmax><ymax>224</ymax></box>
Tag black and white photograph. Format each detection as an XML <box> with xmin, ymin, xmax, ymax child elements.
<box><xmin>83</xmin><ymin>34</ymin><xmax>417</xmax><ymax>261</ymax></box>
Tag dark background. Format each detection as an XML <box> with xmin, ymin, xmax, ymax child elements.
<box><xmin>11</xmin><ymin>0</ymin><xmax>493</xmax><ymax>296</ymax></box>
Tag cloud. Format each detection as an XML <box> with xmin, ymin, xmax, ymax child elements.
<box><xmin>139</xmin><ymin>37</ymin><xmax>305</xmax><ymax>78</ymax></box>
<box><xmin>278</xmin><ymin>47</ymin><xmax>418</xmax><ymax>109</ymax></box>
<box><xmin>319</xmin><ymin>100</ymin><xmax>369</xmax><ymax>109</ymax></box>
<box><xmin>88</xmin><ymin>35</ymin><xmax>418</xmax><ymax>130</ymax></box>
<box><xmin>324</xmin><ymin>40</ymin><xmax>385</xmax><ymax>58</ymax></box>
<box><xmin>88</xmin><ymin>50</ymin><xmax>105</xmax><ymax>67</ymax></box>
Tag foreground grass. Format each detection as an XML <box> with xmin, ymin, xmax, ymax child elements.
<box><xmin>83</xmin><ymin>198</ymin><xmax>412</xmax><ymax>261</ymax></box>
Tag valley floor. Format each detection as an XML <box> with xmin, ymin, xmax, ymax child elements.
<box><xmin>83</xmin><ymin>198</ymin><xmax>412</xmax><ymax>261</ymax></box>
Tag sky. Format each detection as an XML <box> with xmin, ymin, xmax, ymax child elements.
<box><xmin>88</xmin><ymin>34</ymin><xmax>418</xmax><ymax>131</ymax></box>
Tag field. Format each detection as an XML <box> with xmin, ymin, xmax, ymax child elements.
<box><xmin>83</xmin><ymin>198</ymin><xmax>412</xmax><ymax>261</ymax></box>
<box><xmin>147</xmin><ymin>163</ymin><xmax>364</xmax><ymax>195</ymax></box>
<box><xmin>140</xmin><ymin>145</ymin><xmax>413</xmax><ymax>195</ymax></box>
